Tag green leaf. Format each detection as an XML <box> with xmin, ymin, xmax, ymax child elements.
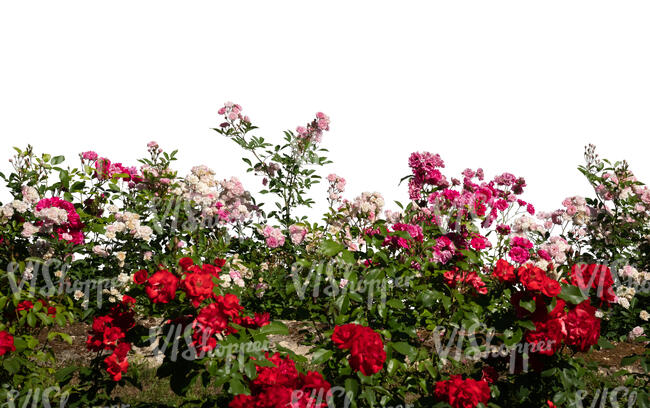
<box><xmin>321</xmin><ymin>240</ymin><xmax>344</xmax><ymax>256</ymax></box>
<box><xmin>229</xmin><ymin>378</ymin><xmax>246</xmax><ymax>395</ymax></box>
<box><xmin>597</xmin><ymin>337</ymin><xmax>615</xmax><ymax>350</ymax></box>
<box><xmin>259</xmin><ymin>321</ymin><xmax>289</xmax><ymax>335</ymax></box>
<box><xmin>558</xmin><ymin>284</ymin><xmax>588</xmax><ymax>305</ymax></box>
<box><xmin>51</xmin><ymin>155</ymin><xmax>65</xmax><ymax>165</ymax></box>
<box><xmin>3</xmin><ymin>357</ymin><xmax>20</xmax><ymax>374</ymax></box>
<box><xmin>244</xmin><ymin>360</ymin><xmax>257</xmax><ymax>379</ymax></box>
<box><xmin>519</xmin><ymin>299</ymin><xmax>536</xmax><ymax>313</ymax></box>
<box><xmin>340</xmin><ymin>250</ymin><xmax>356</xmax><ymax>264</ymax></box>
<box><xmin>344</xmin><ymin>378</ymin><xmax>359</xmax><ymax>397</ymax></box>
<box><xmin>54</xmin><ymin>365</ymin><xmax>78</xmax><ymax>382</ymax></box>
<box><xmin>311</xmin><ymin>349</ymin><xmax>334</xmax><ymax>365</ymax></box>
<box><xmin>391</xmin><ymin>342</ymin><xmax>415</xmax><ymax>358</ymax></box>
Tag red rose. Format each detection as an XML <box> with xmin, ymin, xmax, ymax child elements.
<box><xmin>195</xmin><ymin>303</ymin><xmax>230</xmax><ymax>334</ymax></box>
<box><xmin>253</xmin><ymin>312</ymin><xmax>271</xmax><ymax>327</ymax></box>
<box><xmin>133</xmin><ymin>269</ymin><xmax>148</xmax><ymax>284</ymax></box>
<box><xmin>179</xmin><ymin>257</ymin><xmax>195</xmax><ymax>271</ymax></box>
<box><xmin>231</xmin><ymin>352</ymin><xmax>331</xmax><ymax>408</ymax></box>
<box><xmin>114</xmin><ymin>341</ymin><xmax>131</xmax><ymax>360</ymax></box>
<box><xmin>214</xmin><ymin>258</ymin><xmax>227</xmax><ymax>268</ymax></box>
<box><xmin>214</xmin><ymin>294</ymin><xmax>243</xmax><ymax>319</ymax></box>
<box><xmin>182</xmin><ymin>271</ymin><xmax>215</xmax><ymax>308</ymax></box>
<box><xmin>252</xmin><ymin>352</ymin><xmax>300</xmax><ymax>390</ymax></box>
<box><xmin>201</xmin><ymin>264</ymin><xmax>220</xmax><ymax>278</ymax></box>
<box><xmin>229</xmin><ymin>395</ymin><xmax>255</xmax><ymax>408</ymax></box>
<box><xmin>348</xmin><ymin>332</ymin><xmax>386</xmax><ymax>376</ymax></box>
<box><xmin>481</xmin><ymin>366</ymin><xmax>498</xmax><ymax>384</ymax></box>
<box><xmin>518</xmin><ymin>264</ymin><xmax>547</xmax><ymax>292</ymax></box>
<box><xmin>541</xmin><ymin>277</ymin><xmax>561</xmax><ymax>297</ymax></box>
<box><xmin>16</xmin><ymin>300</ymin><xmax>34</xmax><ymax>312</ymax></box>
<box><xmin>564</xmin><ymin>300</ymin><xmax>601</xmax><ymax>351</ymax></box>
<box><xmin>434</xmin><ymin>375</ymin><xmax>491</xmax><ymax>408</ymax></box>
<box><xmin>493</xmin><ymin>259</ymin><xmax>516</xmax><ymax>283</ymax></box>
<box><xmin>299</xmin><ymin>371</ymin><xmax>331</xmax><ymax>394</ymax></box>
<box><xmin>332</xmin><ymin>323</ymin><xmax>362</xmax><ymax>349</ymax></box>
<box><xmin>570</xmin><ymin>264</ymin><xmax>616</xmax><ymax>304</ymax></box>
<box><xmin>332</xmin><ymin>324</ymin><xmax>386</xmax><ymax>376</ymax></box>
<box><xmin>104</xmin><ymin>352</ymin><xmax>129</xmax><ymax>381</ymax></box>
<box><xmin>525</xmin><ymin>316</ymin><xmax>566</xmax><ymax>355</ymax></box>
<box><xmin>103</xmin><ymin>326</ymin><xmax>125</xmax><ymax>348</ymax></box>
<box><xmin>0</xmin><ymin>331</ymin><xmax>16</xmax><ymax>356</ymax></box>
<box><xmin>145</xmin><ymin>269</ymin><xmax>179</xmax><ymax>304</ymax></box>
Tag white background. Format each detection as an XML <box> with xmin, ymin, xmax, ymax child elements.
<box><xmin>1</xmin><ymin>1</ymin><xmax>649</xmax><ymax>218</ymax></box>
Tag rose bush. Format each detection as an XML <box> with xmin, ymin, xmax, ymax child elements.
<box><xmin>0</xmin><ymin>103</ymin><xmax>648</xmax><ymax>407</ymax></box>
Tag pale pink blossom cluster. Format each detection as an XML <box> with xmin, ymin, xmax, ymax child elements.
<box><xmin>262</xmin><ymin>225</ymin><xmax>285</xmax><ymax>248</ymax></box>
<box><xmin>384</xmin><ymin>209</ymin><xmax>403</xmax><ymax>224</ymax></box>
<box><xmin>349</xmin><ymin>192</ymin><xmax>385</xmax><ymax>222</ymax></box>
<box><xmin>35</xmin><ymin>206</ymin><xmax>69</xmax><ymax>226</ymax></box>
<box><xmin>561</xmin><ymin>196</ymin><xmax>590</xmax><ymax>225</ymax></box>
<box><xmin>295</xmin><ymin>112</ymin><xmax>330</xmax><ymax>143</ymax></box>
<box><xmin>218</xmin><ymin>101</ymin><xmax>250</xmax><ymax>128</ymax></box>
<box><xmin>176</xmin><ymin>166</ymin><xmax>255</xmax><ymax>224</ymax></box>
<box><xmin>21</xmin><ymin>222</ymin><xmax>40</xmax><ymax>238</ymax></box>
<box><xmin>326</xmin><ymin>173</ymin><xmax>346</xmax><ymax>202</ymax></box>
<box><xmin>147</xmin><ymin>141</ymin><xmax>163</xmax><ymax>155</ymax></box>
<box><xmin>629</xmin><ymin>326</ymin><xmax>645</xmax><ymax>340</ymax></box>
<box><xmin>511</xmin><ymin>215</ymin><xmax>547</xmax><ymax>237</ymax></box>
<box><xmin>215</xmin><ymin>177</ymin><xmax>256</xmax><ymax>223</ymax></box>
<box><xmin>22</xmin><ymin>186</ymin><xmax>40</xmax><ymax>204</ymax></box>
<box><xmin>539</xmin><ymin>236</ymin><xmax>571</xmax><ymax>265</ymax></box>
<box><xmin>289</xmin><ymin>224</ymin><xmax>307</xmax><ymax>245</ymax></box>
<box><xmin>106</xmin><ymin>211</ymin><xmax>153</xmax><ymax>241</ymax></box>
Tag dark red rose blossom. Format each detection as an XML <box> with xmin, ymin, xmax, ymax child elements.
<box><xmin>0</xmin><ymin>331</ymin><xmax>16</xmax><ymax>356</ymax></box>
<box><xmin>133</xmin><ymin>269</ymin><xmax>148</xmax><ymax>284</ymax></box>
<box><xmin>541</xmin><ymin>277</ymin><xmax>561</xmax><ymax>297</ymax></box>
<box><xmin>434</xmin><ymin>375</ymin><xmax>491</xmax><ymax>408</ymax></box>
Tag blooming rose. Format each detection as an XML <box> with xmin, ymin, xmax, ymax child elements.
<box><xmin>434</xmin><ymin>375</ymin><xmax>491</xmax><ymax>408</ymax></box>
<box><xmin>0</xmin><ymin>331</ymin><xmax>16</xmax><ymax>356</ymax></box>
<box><xmin>182</xmin><ymin>270</ymin><xmax>215</xmax><ymax>308</ymax></box>
<box><xmin>104</xmin><ymin>351</ymin><xmax>129</xmax><ymax>381</ymax></box>
<box><xmin>570</xmin><ymin>264</ymin><xmax>616</xmax><ymax>305</ymax></box>
<box><xmin>493</xmin><ymin>259</ymin><xmax>516</xmax><ymax>283</ymax></box>
<box><xmin>564</xmin><ymin>301</ymin><xmax>601</xmax><ymax>352</ymax></box>
<box><xmin>133</xmin><ymin>269</ymin><xmax>148</xmax><ymax>285</ymax></box>
<box><xmin>332</xmin><ymin>324</ymin><xmax>386</xmax><ymax>376</ymax></box>
<box><xmin>145</xmin><ymin>269</ymin><xmax>179</xmax><ymax>304</ymax></box>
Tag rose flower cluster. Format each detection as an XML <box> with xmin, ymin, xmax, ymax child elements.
<box><xmin>331</xmin><ymin>324</ymin><xmax>386</xmax><ymax>376</ymax></box>
<box><xmin>230</xmin><ymin>353</ymin><xmax>331</xmax><ymax>408</ymax></box>
<box><xmin>86</xmin><ymin>296</ymin><xmax>136</xmax><ymax>381</ymax></box>
<box><xmin>434</xmin><ymin>375</ymin><xmax>491</xmax><ymax>408</ymax></box>
<box><xmin>495</xmin><ymin>260</ymin><xmax>603</xmax><ymax>356</ymax></box>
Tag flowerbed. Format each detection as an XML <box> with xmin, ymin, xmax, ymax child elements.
<box><xmin>0</xmin><ymin>102</ymin><xmax>649</xmax><ymax>407</ymax></box>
